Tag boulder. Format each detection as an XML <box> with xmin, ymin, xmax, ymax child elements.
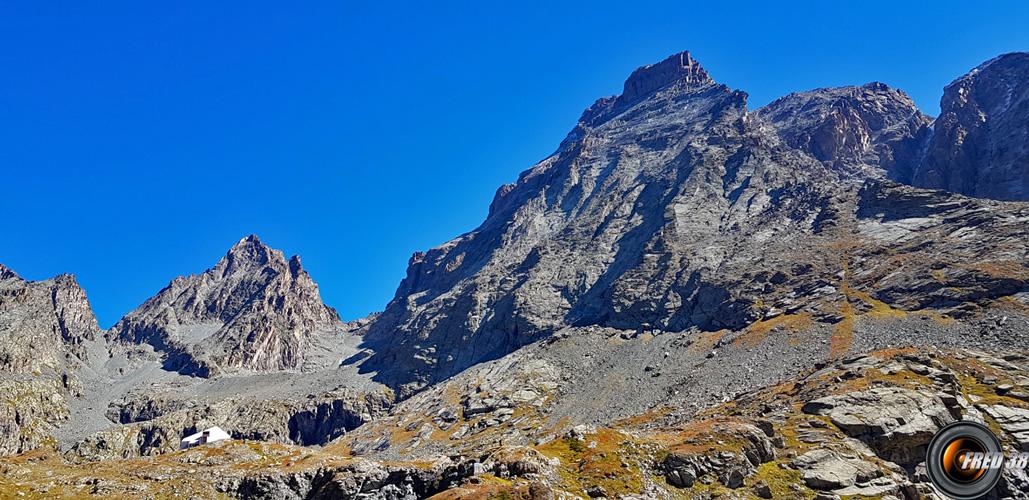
<box><xmin>802</xmin><ymin>387</ymin><xmax>953</xmax><ymax>465</ymax></box>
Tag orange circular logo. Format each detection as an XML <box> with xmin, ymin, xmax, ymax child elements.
<box><xmin>926</xmin><ymin>421</ymin><xmax>1003</xmax><ymax>499</ymax></box>
<box><xmin>940</xmin><ymin>437</ymin><xmax>988</xmax><ymax>483</ymax></box>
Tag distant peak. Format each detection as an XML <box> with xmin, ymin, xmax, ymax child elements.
<box><xmin>621</xmin><ymin>50</ymin><xmax>713</xmax><ymax>102</ymax></box>
<box><xmin>232</xmin><ymin>234</ymin><xmax>264</xmax><ymax>248</ymax></box>
<box><xmin>946</xmin><ymin>52</ymin><xmax>1029</xmax><ymax>90</ymax></box>
<box><xmin>0</xmin><ymin>263</ymin><xmax>21</xmax><ymax>281</ymax></box>
<box><xmin>972</xmin><ymin>51</ymin><xmax>1029</xmax><ymax>73</ymax></box>
<box><xmin>221</xmin><ymin>234</ymin><xmax>277</xmax><ymax>273</ymax></box>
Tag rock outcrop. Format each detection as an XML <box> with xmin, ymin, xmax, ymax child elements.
<box><xmin>0</xmin><ymin>377</ymin><xmax>69</xmax><ymax>455</ymax></box>
<box><xmin>914</xmin><ymin>52</ymin><xmax>1029</xmax><ymax>200</ymax></box>
<box><xmin>756</xmin><ymin>82</ymin><xmax>932</xmax><ymax>180</ymax></box>
<box><xmin>802</xmin><ymin>386</ymin><xmax>954</xmax><ymax>466</ymax></box>
<box><xmin>112</xmin><ymin>235</ymin><xmax>342</xmax><ymax>376</ymax></box>
<box><xmin>0</xmin><ymin>265</ymin><xmax>102</xmax><ymax>455</ymax></box>
<box><xmin>0</xmin><ymin>265</ymin><xmax>102</xmax><ymax>375</ymax></box>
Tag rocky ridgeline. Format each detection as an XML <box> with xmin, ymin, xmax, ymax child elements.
<box><xmin>112</xmin><ymin>234</ymin><xmax>341</xmax><ymax>376</ymax></box>
<box><xmin>0</xmin><ymin>266</ymin><xmax>103</xmax><ymax>455</ymax></box>
<box><xmin>755</xmin><ymin>82</ymin><xmax>932</xmax><ymax>180</ymax></box>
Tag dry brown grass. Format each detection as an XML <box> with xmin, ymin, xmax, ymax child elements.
<box><xmin>688</xmin><ymin>329</ymin><xmax>726</xmax><ymax>353</ymax></box>
<box><xmin>829</xmin><ymin>300</ymin><xmax>855</xmax><ymax>359</ymax></box>
<box><xmin>535</xmin><ymin>428</ymin><xmax>645</xmax><ymax>497</ymax></box>
<box><xmin>733</xmin><ymin>313</ymin><xmax>814</xmax><ymax>348</ymax></box>
<box><xmin>965</xmin><ymin>260</ymin><xmax>1029</xmax><ymax>280</ymax></box>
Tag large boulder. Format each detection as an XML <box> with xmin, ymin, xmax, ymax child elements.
<box><xmin>802</xmin><ymin>387</ymin><xmax>954</xmax><ymax>465</ymax></box>
<box><xmin>661</xmin><ymin>422</ymin><xmax>775</xmax><ymax>489</ymax></box>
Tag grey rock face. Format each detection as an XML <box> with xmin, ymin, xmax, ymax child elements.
<box><xmin>914</xmin><ymin>52</ymin><xmax>1029</xmax><ymax>200</ymax></box>
<box><xmin>980</xmin><ymin>404</ymin><xmax>1029</xmax><ymax>450</ymax></box>
<box><xmin>362</xmin><ymin>53</ymin><xmax>826</xmax><ymax>393</ymax></box>
<box><xmin>359</xmin><ymin>51</ymin><xmax>1029</xmax><ymax>395</ymax></box>
<box><xmin>0</xmin><ymin>266</ymin><xmax>102</xmax><ymax>455</ymax></box>
<box><xmin>756</xmin><ymin>82</ymin><xmax>932</xmax><ymax>181</ymax></box>
<box><xmin>0</xmin><ymin>377</ymin><xmax>69</xmax><ymax>455</ymax></box>
<box><xmin>0</xmin><ymin>265</ymin><xmax>101</xmax><ymax>374</ymax></box>
<box><xmin>112</xmin><ymin>235</ymin><xmax>341</xmax><ymax>376</ymax></box>
<box><xmin>661</xmin><ymin>422</ymin><xmax>775</xmax><ymax>489</ymax></box>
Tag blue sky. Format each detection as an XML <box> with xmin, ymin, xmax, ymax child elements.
<box><xmin>2</xmin><ymin>1</ymin><xmax>1028</xmax><ymax>327</ymax></box>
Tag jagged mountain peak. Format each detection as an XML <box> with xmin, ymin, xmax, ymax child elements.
<box><xmin>572</xmin><ymin>50</ymin><xmax>723</xmax><ymax>132</ymax></box>
<box><xmin>359</xmin><ymin>50</ymin><xmax>1029</xmax><ymax>396</ymax></box>
<box><xmin>621</xmin><ymin>50</ymin><xmax>713</xmax><ymax>102</ymax></box>
<box><xmin>0</xmin><ymin>264</ymin><xmax>21</xmax><ymax>282</ymax></box>
<box><xmin>216</xmin><ymin>234</ymin><xmax>282</xmax><ymax>275</ymax></box>
<box><xmin>113</xmin><ymin>235</ymin><xmax>341</xmax><ymax>376</ymax></box>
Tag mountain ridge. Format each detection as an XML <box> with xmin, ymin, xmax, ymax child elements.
<box><xmin>357</xmin><ymin>50</ymin><xmax>1029</xmax><ymax>395</ymax></box>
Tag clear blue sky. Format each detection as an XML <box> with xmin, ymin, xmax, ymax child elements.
<box><xmin>2</xmin><ymin>1</ymin><xmax>1027</xmax><ymax>327</ymax></box>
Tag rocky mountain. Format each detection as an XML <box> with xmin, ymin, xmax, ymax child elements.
<box><xmin>0</xmin><ymin>264</ymin><xmax>102</xmax><ymax>375</ymax></box>
<box><xmin>0</xmin><ymin>237</ymin><xmax>389</xmax><ymax>463</ymax></box>
<box><xmin>914</xmin><ymin>52</ymin><xmax>1029</xmax><ymax>200</ymax></box>
<box><xmin>1</xmin><ymin>49</ymin><xmax>1028</xmax><ymax>499</ymax></box>
<box><xmin>0</xmin><ymin>266</ymin><xmax>104</xmax><ymax>455</ymax></box>
<box><xmin>112</xmin><ymin>235</ymin><xmax>342</xmax><ymax>376</ymax></box>
<box><xmin>359</xmin><ymin>50</ymin><xmax>1029</xmax><ymax>396</ymax></box>
<box><xmin>755</xmin><ymin>82</ymin><xmax>932</xmax><ymax>181</ymax></box>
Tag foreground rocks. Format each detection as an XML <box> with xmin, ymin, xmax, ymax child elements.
<box><xmin>802</xmin><ymin>386</ymin><xmax>954</xmax><ymax>465</ymax></box>
<box><xmin>3</xmin><ymin>347</ymin><xmax>1028</xmax><ymax>498</ymax></box>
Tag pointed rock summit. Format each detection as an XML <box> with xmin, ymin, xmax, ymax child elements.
<box><xmin>621</xmin><ymin>50</ymin><xmax>713</xmax><ymax>102</ymax></box>
<box><xmin>0</xmin><ymin>264</ymin><xmax>18</xmax><ymax>281</ymax></box>
<box><xmin>113</xmin><ymin>235</ymin><xmax>341</xmax><ymax>376</ymax></box>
